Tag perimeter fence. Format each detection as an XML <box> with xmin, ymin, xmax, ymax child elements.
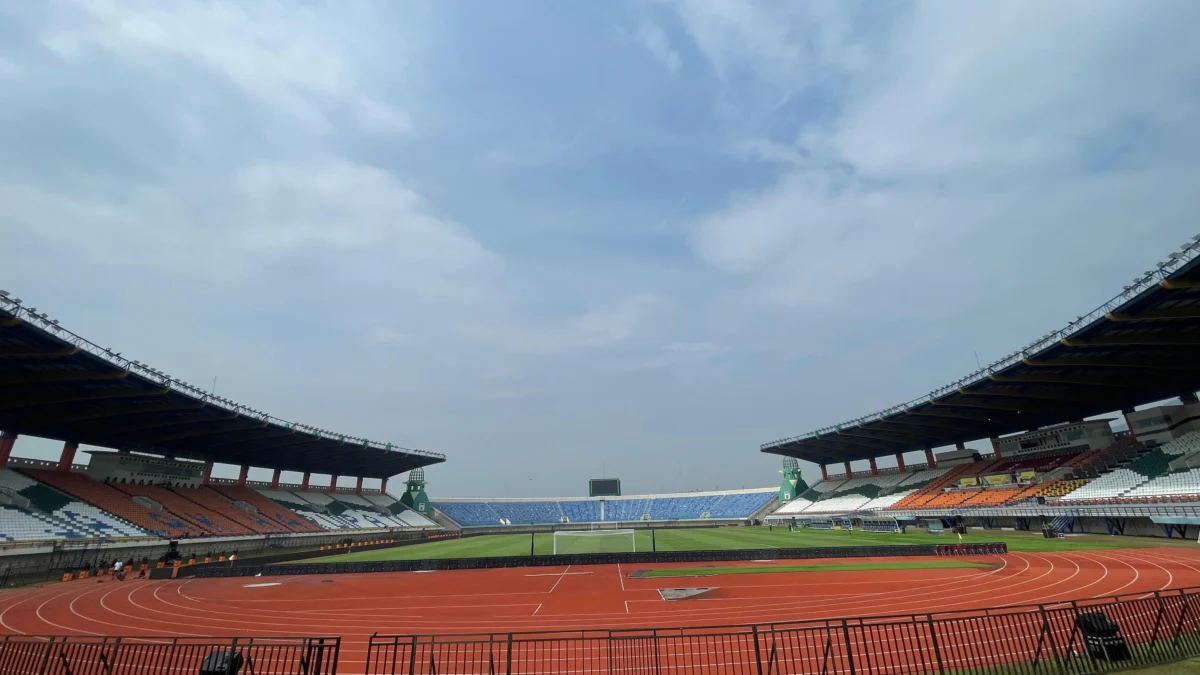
<box><xmin>366</xmin><ymin>586</ymin><xmax>1200</xmax><ymax>675</ymax></box>
<box><xmin>189</xmin><ymin>543</ymin><xmax>1008</xmax><ymax>579</ymax></box>
<box><xmin>0</xmin><ymin>635</ymin><xmax>339</xmax><ymax>675</ymax></box>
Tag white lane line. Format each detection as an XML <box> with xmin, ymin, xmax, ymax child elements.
<box><xmin>548</xmin><ymin>565</ymin><xmax>572</xmax><ymax>594</ymax></box>
<box><xmin>525</xmin><ymin>572</ymin><xmax>592</xmax><ymax>577</ymax></box>
<box><xmin>618</xmin><ymin>563</ymin><xmax>625</xmax><ymax>592</ymax></box>
<box><xmin>533</xmin><ymin>604</ymin><xmax>542</xmax><ymax>615</ymax></box>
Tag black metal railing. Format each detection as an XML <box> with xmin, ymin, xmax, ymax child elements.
<box><xmin>0</xmin><ymin>635</ymin><xmax>340</xmax><ymax>675</ymax></box>
<box><xmin>365</xmin><ymin>586</ymin><xmax>1200</xmax><ymax>675</ymax></box>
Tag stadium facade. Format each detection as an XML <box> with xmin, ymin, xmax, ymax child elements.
<box><xmin>762</xmin><ymin>235</ymin><xmax>1200</xmax><ymax>537</ymax></box>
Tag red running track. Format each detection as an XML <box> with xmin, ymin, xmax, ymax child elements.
<box><xmin>4</xmin><ymin>548</ymin><xmax>1200</xmax><ymax>673</ymax></box>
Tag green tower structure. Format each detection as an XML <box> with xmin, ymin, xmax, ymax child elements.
<box><xmin>398</xmin><ymin>467</ymin><xmax>431</xmax><ymax>515</ymax></box>
<box><xmin>779</xmin><ymin>457</ymin><xmax>807</xmax><ymax>503</ymax></box>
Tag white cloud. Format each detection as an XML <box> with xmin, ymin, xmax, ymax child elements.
<box><xmin>37</xmin><ymin>0</ymin><xmax>411</xmax><ymax>137</ymax></box>
<box><xmin>0</xmin><ymin>57</ymin><xmax>20</xmax><ymax>79</ymax></box>
<box><xmin>679</xmin><ymin>0</ymin><xmax>1200</xmax><ymax>328</ymax></box>
<box><xmin>632</xmin><ymin>21</ymin><xmax>681</xmax><ymax>75</ymax></box>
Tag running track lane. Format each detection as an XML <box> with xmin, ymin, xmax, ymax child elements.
<box><xmin>4</xmin><ymin>548</ymin><xmax>1200</xmax><ymax>674</ymax></box>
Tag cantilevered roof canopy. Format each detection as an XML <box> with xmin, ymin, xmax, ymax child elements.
<box><xmin>762</xmin><ymin>236</ymin><xmax>1200</xmax><ymax>466</ymax></box>
<box><xmin>0</xmin><ymin>299</ymin><xmax>444</xmax><ymax>479</ymax></box>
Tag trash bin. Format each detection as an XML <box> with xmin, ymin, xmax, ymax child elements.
<box><xmin>1075</xmin><ymin>612</ymin><xmax>1130</xmax><ymax>661</ymax></box>
<box><xmin>200</xmin><ymin>650</ymin><xmax>244</xmax><ymax>674</ymax></box>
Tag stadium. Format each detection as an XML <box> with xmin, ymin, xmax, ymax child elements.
<box><xmin>3</xmin><ymin>236</ymin><xmax>1200</xmax><ymax>675</ymax></box>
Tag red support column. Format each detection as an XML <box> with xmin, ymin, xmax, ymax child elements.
<box><xmin>301</xmin><ymin>472</ymin><xmax>310</xmax><ymax>491</ymax></box>
<box><xmin>270</xmin><ymin>469</ymin><xmax>281</xmax><ymax>489</ymax></box>
<box><xmin>925</xmin><ymin>449</ymin><xmax>936</xmax><ymax>468</ymax></box>
<box><xmin>843</xmin><ymin>461</ymin><xmax>852</xmax><ymax>477</ymax></box>
<box><xmin>0</xmin><ymin>433</ymin><xmax>16</xmax><ymax>468</ymax></box>
<box><xmin>820</xmin><ymin>465</ymin><xmax>828</xmax><ymax>481</ymax></box>
<box><xmin>895</xmin><ymin>453</ymin><xmax>906</xmax><ymax>472</ymax></box>
<box><xmin>355</xmin><ymin>477</ymin><xmax>363</xmax><ymax>494</ymax></box>
<box><xmin>57</xmin><ymin>442</ymin><xmax>78</xmax><ymax>472</ymax></box>
<box><xmin>237</xmin><ymin>464</ymin><xmax>249</xmax><ymax>487</ymax></box>
<box><xmin>869</xmin><ymin>458</ymin><xmax>879</xmax><ymax>475</ymax></box>
<box><xmin>329</xmin><ymin>476</ymin><xmax>338</xmax><ymax>494</ymax></box>
<box><xmin>990</xmin><ymin>438</ymin><xmax>1002</xmax><ymax>459</ymax></box>
<box><xmin>380</xmin><ymin>478</ymin><xmax>388</xmax><ymax>495</ymax></box>
<box><xmin>202</xmin><ymin>462</ymin><xmax>213</xmax><ymax>485</ymax></box>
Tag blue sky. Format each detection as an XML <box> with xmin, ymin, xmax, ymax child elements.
<box><xmin>1</xmin><ymin>0</ymin><xmax>1198</xmax><ymax>496</ymax></box>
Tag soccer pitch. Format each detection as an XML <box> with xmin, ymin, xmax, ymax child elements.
<box><xmin>299</xmin><ymin>526</ymin><xmax>1178</xmax><ymax>564</ymax></box>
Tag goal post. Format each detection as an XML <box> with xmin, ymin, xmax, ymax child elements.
<box><xmin>552</xmin><ymin>529</ymin><xmax>637</xmax><ymax>555</ymax></box>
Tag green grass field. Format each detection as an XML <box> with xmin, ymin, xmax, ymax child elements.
<box><xmin>631</xmin><ymin>559</ymin><xmax>988</xmax><ymax>578</ymax></box>
<box><xmin>298</xmin><ymin>526</ymin><xmax>1189</xmax><ymax>565</ymax></box>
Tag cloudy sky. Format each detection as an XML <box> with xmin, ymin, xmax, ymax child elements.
<box><xmin>1</xmin><ymin>1</ymin><xmax>1198</xmax><ymax>497</ymax></box>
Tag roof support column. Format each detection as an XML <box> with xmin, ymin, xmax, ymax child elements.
<box><xmin>381</xmin><ymin>477</ymin><xmax>388</xmax><ymax>495</ymax></box>
<box><xmin>843</xmin><ymin>461</ymin><xmax>852</xmax><ymax>478</ymax></box>
<box><xmin>355</xmin><ymin>477</ymin><xmax>363</xmax><ymax>494</ymax></box>
<box><xmin>237</xmin><ymin>464</ymin><xmax>249</xmax><ymax>487</ymax></box>
<box><xmin>301</xmin><ymin>472</ymin><xmax>310</xmax><ymax>491</ymax></box>
<box><xmin>0</xmin><ymin>432</ymin><xmax>16</xmax><ymax>468</ymax></box>
<box><xmin>1182</xmin><ymin>392</ymin><xmax>1199</xmax><ymax>405</ymax></box>
<box><xmin>329</xmin><ymin>475</ymin><xmax>338</xmax><ymax>494</ymax></box>
<box><xmin>1121</xmin><ymin>408</ymin><xmax>1138</xmax><ymax>440</ymax></box>
<box><xmin>270</xmin><ymin>469</ymin><xmax>281</xmax><ymax>490</ymax></box>
<box><xmin>57</xmin><ymin>441</ymin><xmax>78</xmax><ymax>472</ymax></box>
<box><xmin>869</xmin><ymin>458</ymin><xmax>879</xmax><ymax>476</ymax></box>
<box><xmin>895</xmin><ymin>453</ymin><xmax>906</xmax><ymax>473</ymax></box>
<box><xmin>991</xmin><ymin>438</ymin><xmax>1002</xmax><ymax>459</ymax></box>
<box><xmin>202</xmin><ymin>462</ymin><xmax>213</xmax><ymax>485</ymax></box>
<box><xmin>924</xmin><ymin>448</ymin><xmax>936</xmax><ymax>468</ymax></box>
<box><xmin>820</xmin><ymin>465</ymin><xmax>828</xmax><ymax>481</ymax></box>
<box><xmin>955</xmin><ymin>442</ymin><xmax>966</xmax><ymax>451</ymax></box>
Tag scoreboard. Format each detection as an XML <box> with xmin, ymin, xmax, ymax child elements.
<box><xmin>589</xmin><ymin>478</ymin><xmax>621</xmax><ymax>497</ymax></box>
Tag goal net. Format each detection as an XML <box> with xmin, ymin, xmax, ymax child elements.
<box><xmin>552</xmin><ymin>529</ymin><xmax>637</xmax><ymax>555</ymax></box>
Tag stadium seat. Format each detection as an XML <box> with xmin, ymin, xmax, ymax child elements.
<box><xmin>21</xmin><ymin>469</ymin><xmax>188</xmax><ymax>538</ymax></box>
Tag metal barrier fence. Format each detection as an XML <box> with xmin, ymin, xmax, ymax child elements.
<box><xmin>0</xmin><ymin>635</ymin><xmax>340</xmax><ymax>675</ymax></box>
<box><xmin>192</xmin><ymin>543</ymin><xmax>1009</xmax><ymax>579</ymax></box>
<box><xmin>365</xmin><ymin>586</ymin><xmax>1200</xmax><ymax>675</ymax></box>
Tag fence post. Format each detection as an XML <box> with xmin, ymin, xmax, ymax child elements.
<box><xmin>408</xmin><ymin>636</ymin><xmax>419</xmax><ymax>675</ymax></box>
<box><xmin>926</xmin><ymin>615</ymin><xmax>945</xmax><ymax>675</ymax></box>
<box><xmin>1038</xmin><ymin>604</ymin><xmax>1066</xmax><ymax>675</ymax></box>
<box><xmin>752</xmin><ymin>625</ymin><xmax>764</xmax><ymax>675</ymax></box>
<box><xmin>841</xmin><ymin>620</ymin><xmax>856</xmax><ymax>675</ymax></box>
<box><xmin>506</xmin><ymin>634</ymin><xmax>513</xmax><ymax>675</ymax></box>
<box><xmin>37</xmin><ymin>636</ymin><xmax>56</xmax><ymax>675</ymax></box>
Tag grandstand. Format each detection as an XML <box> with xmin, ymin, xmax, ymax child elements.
<box><xmin>0</xmin><ymin>290</ymin><xmax>445</xmax><ymax>576</ymax></box>
<box><xmin>763</xmin><ymin>236</ymin><xmax>1200</xmax><ymax>535</ymax></box>
<box><xmin>433</xmin><ymin>487</ymin><xmax>777</xmax><ymax>527</ymax></box>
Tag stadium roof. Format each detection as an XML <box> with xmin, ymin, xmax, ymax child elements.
<box><xmin>0</xmin><ymin>297</ymin><xmax>444</xmax><ymax>479</ymax></box>
<box><xmin>762</xmin><ymin>235</ymin><xmax>1200</xmax><ymax>467</ymax></box>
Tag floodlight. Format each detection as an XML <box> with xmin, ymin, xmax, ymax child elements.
<box><xmin>10</xmin><ymin>298</ymin><xmax>20</xmax><ymax>304</ymax></box>
<box><xmin>0</xmin><ymin>290</ymin><xmax>8</xmax><ymax>297</ymax></box>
